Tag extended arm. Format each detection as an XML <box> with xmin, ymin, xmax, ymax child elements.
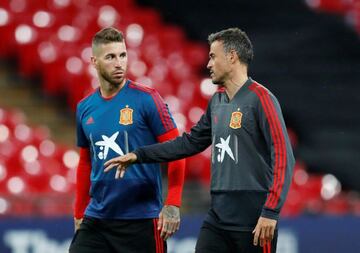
<box><xmin>135</xmin><ymin>107</ymin><xmax>213</xmax><ymax>163</ymax></box>
<box><xmin>104</xmin><ymin>102</ymin><xmax>213</xmax><ymax>177</ymax></box>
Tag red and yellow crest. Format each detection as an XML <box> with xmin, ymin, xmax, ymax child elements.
<box><xmin>229</xmin><ymin>111</ymin><xmax>242</xmax><ymax>129</ymax></box>
<box><xmin>119</xmin><ymin>105</ymin><xmax>133</xmax><ymax>125</ymax></box>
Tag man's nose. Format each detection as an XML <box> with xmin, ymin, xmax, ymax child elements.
<box><xmin>114</xmin><ymin>57</ymin><xmax>122</xmax><ymax>67</ymax></box>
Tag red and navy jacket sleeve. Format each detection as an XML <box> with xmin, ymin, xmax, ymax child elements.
<box><xmin>144</xmin><ymin>89</ymin><xmax>186</xmax><ymax>207</ymax></box>
<box><xmin>252</xmin><ymin>87</ymin><xmax>295</xmax><ymax>220</ymax></box>
<box><xmin>134</xmin><ymin>99</ymin><xmax>213</xmax><ymax>163</ymax></box>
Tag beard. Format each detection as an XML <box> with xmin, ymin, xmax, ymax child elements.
<box><xmin>99</xmin><ymin>66</ymin><xmax>124</xmax><ymax>87</ymax></box>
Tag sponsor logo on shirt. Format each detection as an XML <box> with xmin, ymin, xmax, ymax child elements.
<box><xmin>94</xmin><ymin>131</ymin><xmax>124</xmax><ymax>160</ymax></box>
<box><xmin>119</xmin><ymin>105</ymin><xmax>133</xmax><ymax>125</ymax></box>
<box><xmin>215</xmin><ymin>135</ymin><xmax>235</xmax><ymax>163</ymax></box>
<box><xmin>229</xmin><ymin>110</ymin><xmax>242</xmax><ymax>129</ymax></box>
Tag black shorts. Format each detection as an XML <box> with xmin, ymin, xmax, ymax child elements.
<box><xmin>69</xmin><ymin>216</ymin><xmax>166</xmax><ymax>253</ymax></box>
<box><xmin>195</xmin><ymin>222</ymin><xmax>277</xmax><ymax>253</ymax></box>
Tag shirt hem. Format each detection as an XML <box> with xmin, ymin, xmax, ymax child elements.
<box><xmin>85</xmin><ymin>211</ymin><xmax>160</xmax><ymax>220</ymax></box>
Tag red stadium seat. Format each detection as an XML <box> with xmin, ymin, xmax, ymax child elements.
<box><xmin>0</xmin><ymin>108</ymin><xmax>78</xmax><ymax>216</ymax></box>
<box><xmin>0</xmin><ymin>7</ymin><xmax>18</xmax><ymax>57</ymax></box>
<box><xmin>311</xmin><ymin>0</ymin><xmax>351</xmax><ymax>14</ymax></box>
<box><xmin>281</xmin><ymin>187</ymin><xmax>304</xmax><ymax>217</ymax></box>
<box><xmin>323</xmin><ymin>194</ymin><xmax>350</xmax><ymax>215</ymax></box>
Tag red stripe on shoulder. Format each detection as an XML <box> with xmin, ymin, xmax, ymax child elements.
<box><xmin>152</xmin><ymin>91</ymin><xmax>174</xmax><ymax>131</ymax></box>
<box><xmin>248</xmin><ymin>81</ymin><xmax>268</xmax><ymax>92</ymax></box>
<box><xmin>128</xmin><ymin>81</ymin><xmax>156</xmax><ymax>94</ymax></box>
<box><xmin>129</xmin><ymin>82</ymin><xmax>174</xmax><ymax>131</ymax></box>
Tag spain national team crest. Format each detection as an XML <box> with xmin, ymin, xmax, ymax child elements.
<box><xmin>119</xmin><ymin>105</ymin><xmax>133</xmax><ymax>125</ymax></box>
<box><xmin>229</xmin><ymin>111</ymin><xmax>242</xmax><ymax>129</ymax></box>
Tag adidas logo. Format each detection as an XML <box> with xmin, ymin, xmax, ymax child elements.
<box><xmin>86</xmin><ymin>116</ymin><xmax>94</xmax><ymax>125</ymax></box>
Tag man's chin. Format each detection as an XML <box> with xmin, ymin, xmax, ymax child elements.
<box><xmin>110</xmin><ymin>77</ymin><xmax>124</xmax><ymax>86</ymax></box>
<box><xmin>211</xmin><ymin>79</ymin><xmax>223</xmax><ymax>86</ymax></box>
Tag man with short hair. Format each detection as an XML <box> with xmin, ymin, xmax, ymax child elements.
<box><xmin>69</xmin><ymin>27</ymin><xmax>185</xmax><ymax>253</ymax></box>
<box><xmin>105</xmin><ymin>28</ymin><xmax>295</xmax><ymax>253</ymax></box>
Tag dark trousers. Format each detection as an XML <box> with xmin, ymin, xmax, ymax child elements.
<box><xmin>195</xmin><ymin>222</ymin><xmax>277</xmax><ymax>253</ymax></box>
<box><xmin>69</xmin><ymin>216</ymin><xmax>166</xmax><ymax>253</ymax></box>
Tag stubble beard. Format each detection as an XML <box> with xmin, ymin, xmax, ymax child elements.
<box><xmin>100</xmin><ymin>68</ymin><xmax>123</xmax><ymax>89</ymax></box>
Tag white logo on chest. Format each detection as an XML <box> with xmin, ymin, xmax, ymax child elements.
<box><xmin>95</xmin><ymin>131</ymin><xmax>124</xmax><ymax>160</ymax></box>
<box><xmin>215</xmin><ymin>135</ymin><xmax>235</xmax><ymax>163</ymax></box>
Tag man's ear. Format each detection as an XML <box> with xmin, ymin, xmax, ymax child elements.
<box><xmin>228</xmin><ymin>49</ymin><xmax>238</xmax><ymax>64</ymax></box>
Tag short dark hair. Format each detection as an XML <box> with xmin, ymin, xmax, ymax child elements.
<box><xmin>92</xmin><ymin>27</ymin><xmax>124</xmax><ymax>47</ymax></box>
<box><xmin>208</xmin><ymin>28</ymin><xmax>253</xmax><ymax>66</ymax></box>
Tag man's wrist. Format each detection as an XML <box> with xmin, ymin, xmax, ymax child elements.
<box><xmin>164</xmin><ymin>203</ymin><xmax>180</xmax><ymax>208</ymax></box>
<box><xmin>261</xmin><ymin>208</ymin><xmax>279</xmax><ymax>221</ymax></box>
<box><xmin>132</xmin><ymin>149</ymin><xmax>141</xmax><ymax>163</ymax></box>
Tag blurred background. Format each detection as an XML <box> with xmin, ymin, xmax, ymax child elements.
<box><xmin>0</xmin><ymin>0</ymin><xmax>360</xmax><ymax>252</ymax></box>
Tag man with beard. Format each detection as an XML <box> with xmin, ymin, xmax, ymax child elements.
<box><xmin>69</xmin><ymin>27</ymin><xmax>185</xmax><ymax>253</ymax></box>
<box><xmin>104</xmin><ymin>28</ymin><xmax>295</xmax><ymax>253</ymax></box>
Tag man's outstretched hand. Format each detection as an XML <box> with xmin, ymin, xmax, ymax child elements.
<box><xmin>104</xmin><ymin>152</ymin><xmax>138</xmax><ymax>179</ymax></box>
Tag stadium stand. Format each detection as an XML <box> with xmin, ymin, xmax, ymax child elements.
<box><xmin>0</xmin><ymin>107</ymin><xmax>77</xmax><ymax>216</ymax></box>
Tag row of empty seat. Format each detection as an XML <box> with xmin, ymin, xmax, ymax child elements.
<box><xmin>0</xmin><ymin>107</ymin><xmax>78</xmax><ymax>215</ymax></box>
<box><xmin>0</xmin><ymin>0</ymin><xmax>209</xmax><ymax>133</ymax></box>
